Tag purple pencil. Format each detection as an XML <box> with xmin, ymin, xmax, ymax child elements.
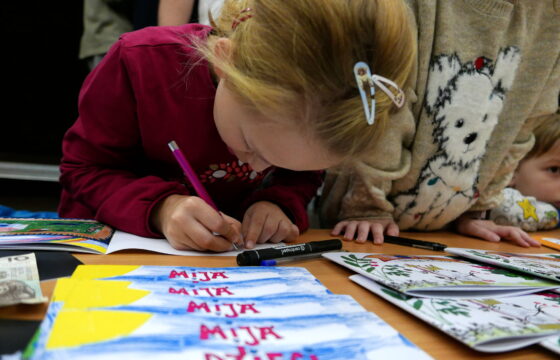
<box><xmin>167</xmin><ymin>140</ymin><xmax>219</xmax><ymax>211</ymax></box>
<box><xmin>167</xmin><ymin>140</ymin><xmax>242</xmax><ymax>250</ymax></box>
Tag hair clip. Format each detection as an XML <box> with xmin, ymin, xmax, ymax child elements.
<box><xmin>232</xmin><ymin>8</ymin><xmax>254</xmax><ymax>30</ymax></box>
<box><xmin>353</xmin><ymin>61</ymin><xmax>405</xmax><ymax>125</ymax></box>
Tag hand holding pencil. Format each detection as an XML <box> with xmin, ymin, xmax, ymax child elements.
<box><xmin>148</xmin><ymin>141</ymin><xmax>244</xmax><ymax>252</ymax></box>
<box><xmin>151</xmin><ymin>194</ymin><xmax>243</xmax><ymax>252</ymax></box>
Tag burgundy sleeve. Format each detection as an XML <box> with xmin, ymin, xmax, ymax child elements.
<box><xmin>240</xmin><ymin>169</ymin><xmax>324</xmax><ymax>232</ymax></box>
<box><xmin>59</xmin><ymin>40</ymin><xmax>188</xmax><ymax>237</ymax></box>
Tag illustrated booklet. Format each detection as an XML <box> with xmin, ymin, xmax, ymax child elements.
<box><xmin>0</xmin><ymin>218</ymin><xmax>282</xmax><ymax>256</ymax></box>
<box><xmin>24</xmin><ymin>265</ymin><xmax>433</xmax><ymax>360</ymax></box>
<box><xmin>541</xmin><ymin>335</ymin><xmax>560</xmax><ymax>355</ymax></box>
<box><xmin>0</xmin><ymin>218</ymin><xmax>114</xmax><ymax>254</ymax></box>
<box><xmin>322</xmin><ymin>252</ymin><xmax>559</xmax><ymax>298</ymax></box>
<box><xmin>351</xmin><ymin>274</ymin><xmax>560</xmax><ymax>353</ymax></box>
<box><xmin>445</xmin><ymin>248</ymin><xmax>560</xmax><ymax>282</ymax></box>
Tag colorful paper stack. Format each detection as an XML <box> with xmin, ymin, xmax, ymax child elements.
<box><xmin>24</xmin><ymin>265</ymin><xmax>432</xmax><ymax>360</ymax></box>
<box><xmin>323</xmin><ymin>251</ymin><xmax>560</xmax><ymax>354</ymax></box>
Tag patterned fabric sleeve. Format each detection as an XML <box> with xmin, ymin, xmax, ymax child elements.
<box><xmin>489</xmin><ymin>188</ymin><xmax>559</xmax><ymax>231</ymax></box>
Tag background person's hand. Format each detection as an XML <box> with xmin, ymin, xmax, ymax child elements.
<box><xmin>331</xmin><ymin>218</ymin><xmax>399</xmax><ymax>244</ymax></box>
<box><xmin>455</xmin><ymin>215</ymin><xmax>540</xmax><ymax>248</ymax></box>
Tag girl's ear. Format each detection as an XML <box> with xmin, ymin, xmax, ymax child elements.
<box><xmin>213</xmin><ymin>38</ymin><xmax>233</xmax><ymax>80</ymax></box>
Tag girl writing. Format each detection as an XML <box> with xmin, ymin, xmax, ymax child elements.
<box><xmin>59</xmin><ymin>0</ymin><xmax>416</xmax><ymax>251</ymax></box>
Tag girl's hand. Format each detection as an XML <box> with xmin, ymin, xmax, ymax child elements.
<box><xmin>331</xmin><ymin>219</ymin><xmax>399</xmax><ymax>244</ymax></box>
<box><xmin>242</xmin><ymin>201</ymin><xmax>299</xmax><ymax>249</ymax></box>
<box><xmin>151</xmin><ymin>194</ymin><xmax>243</xmax><ymax>252</ymax></box>
<box><xmin>455</xmin><ymin>215</ymin><xmax>541</xmax><ymax>248</ymax></box>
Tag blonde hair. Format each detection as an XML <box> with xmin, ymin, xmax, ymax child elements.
<box><xmin>197</xmin><ymin>0</ymin><xmax>416</xmax><ymax>161</ymax></box>
<box><xmin>526</xmin><ymin>114</ymin><xmax>560</xmax><ymax>159</ymax></box>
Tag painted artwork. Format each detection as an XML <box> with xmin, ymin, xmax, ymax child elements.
<box><xmin>54</xmin><ymin>277</ymin><xmax>332</xmax><ymax>300</ymax></box>
<box><xmin>351</xmin><ymin>274</ymin><xmax>560</xmax><ymax>353</ymax></box>
<box><xmin>23</xmin><ymin>265</ymin><xmax>433</xmax><ymax>360</ymax></box>
<box><xmin>52</xmin><ymin>278</ymin><xmax>355</xmax><ymax>319</ymax></box>
<box><xmin>70</xmin><ymin>265</ymin><xmax>322</xmax><ymax>283</ymax></box>
<box><xmin>0</xmin><ymin>218</ymin><xmax>114</xmax><ymax>254</ymax></box>
<box><xmin>445</xmin><ymin>248</ymin><xmax>560</xmax><ymax>282</ymax></box>
<box><xmin>0</xmin><ymin>218</ymin><xmax>113</xmax><ymax>240</ymax></box>
<box><xmin>323</xmin><ymin>252</ymin><xmax>559</xmax><ymax>298</ymax></box>
<box><xmin>26</xmin><ymin>302</ymin><xmax>432</xmax><ymax>360</ymax></box>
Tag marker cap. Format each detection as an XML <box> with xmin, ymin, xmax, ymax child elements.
<box><xmin>236</xmin><ymin>251</ymin><xmax>260</xmax><ymax>266</ymax></box>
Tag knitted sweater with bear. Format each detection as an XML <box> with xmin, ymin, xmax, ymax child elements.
<box><xmin>320</xmin><ymin>0</ymin><xmax>560</xmax><ymax>230</ymax></box>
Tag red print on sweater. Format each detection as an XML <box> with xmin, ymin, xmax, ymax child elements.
<box><xmin>200</xmin><ymin>160</ymin><xmax>264</xmax><ymax>184</ymax></box>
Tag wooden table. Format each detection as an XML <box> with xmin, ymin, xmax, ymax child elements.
<box><xmin>2</xmin><ymin>229</ymin><xmax>559</xmax><ymax>359</ymax></box>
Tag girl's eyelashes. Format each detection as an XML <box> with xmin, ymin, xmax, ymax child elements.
<box><xmin>547</xmin><ymin>166</ymin><xmax>560</xmax><ymax>175</ymax></box>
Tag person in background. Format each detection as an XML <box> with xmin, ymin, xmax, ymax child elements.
<box><xmin>158</xmin><ymin>0</ymin><xmax>195</xmax><ymax>26</ymax></box>
<box><xmin>489</xmin><ymin>114</ymin><xmax>560</xmax><ymax>231</ymax></box>
<box><xmin>320</xmin><ymin>0</ymin><xmax>560</xmax><ymax>248</ymax></box>
<box><xmin>60</xmin><ymin>0</ymin><xmax>416</xmax><ymax>252</ymax></box>
<box><xmin>80</xmin><ymin>0</ymin><xmax>134</xmax><ymax>70</ymax></box>
<box><xmin>157</xmin><ymin>0</ymin><xmax>224</xmax><ymax>26</ymax></box>
<box><xmin>198</xmin><ymin>0</ymin><xmax>224</xmax><ymax>25</ymax></box>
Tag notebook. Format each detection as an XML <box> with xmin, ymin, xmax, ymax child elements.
<box><xmin>0</xmin><ymin>218</ymin><xmax>279</xmax><ymax>256</ymax></box>
<box><xmin>351</xmin><ymin>274</ymin><xmax>560</xmax><ymax>353</ymax></box>
<box><xmin>322</xmin><ymin>252</ymin><xmax>559</xmax><ymax>298</ymax></box>
<box><xmin>445</xmin><ymin>248</ymin><xmax>560</xmax><ymax>282</ymax></box>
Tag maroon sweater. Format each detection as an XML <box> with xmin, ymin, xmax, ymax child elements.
<box><xmin>59</xmin><ymin>24</ymin><xmax>322</xmax><ymax>238</ymax></box>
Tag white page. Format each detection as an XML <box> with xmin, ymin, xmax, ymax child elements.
<box><xmin>541</xmin><ymin>335</ymin><xmax>560</xmax><ymax>355</ymax></box>
<box><xmin>351</xmin><ymin>274</ymin><xmax>560</xmax><ymax>353</ymax></box>
<box><xmin>106</xmin><ymin>230</ymin><xmax>283</xmax><ymax>256</ymax></box>
<box><xmin>323</xmin><ymin>252</ymin><xmax>559</xmax><ymax>298</ymax></box>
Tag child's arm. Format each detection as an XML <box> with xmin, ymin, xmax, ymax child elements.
<box><xmin>158</xmin><ymin>0</ymin><xmax>195</xmax><ymax>26</ymax></box>
<box><xmin>488</xmin><ymin>188</ymin><xmax>559</xmax><ymax>231</ymax></box>
<box><xmin>456</xmin><ymin>111</ymin><xmax>559</xmax><ymax>247</ymax></box>
<box><xmin>320</xmin><ymin>97</ymin><xmax>417</xmax><ymax>244</ymax></box>
<box><xmin>60</xmin><ymin>36</ymin><xmax>238</xmax><ymax>251</ymax></box>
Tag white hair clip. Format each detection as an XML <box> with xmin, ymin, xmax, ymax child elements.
<box><xmin>354</xmin><ymin>61</ymin><xmax>405</xmax><ymax>125</ymax></box>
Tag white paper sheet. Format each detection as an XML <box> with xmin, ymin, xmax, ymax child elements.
<box><xmin>106</xmin><ymin>230</ymin><xmax>283</xmax><ymax>256</ymax></box>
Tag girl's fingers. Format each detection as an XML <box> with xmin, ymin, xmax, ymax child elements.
<box><xmin>186</xmin><ymin>221</ymin><xmax>234</xmax><ymax>252</ymax></box>
<box><xmin>371</xmin><ymin>223</ymin><xmax>385</xmax><ymax>244</ymax></box>
<box><xmin>332</xmin><ymin>221</ymin><xmax>348</xmax><ymax>236</ymax></box>
<box><xmin>468</xmin><ymin>223</ymin><xmax>501</xmax><ymax>242</ymax></box>
<box><xmin>522</xmin><ymin>232</ymin><xmax>541</xmax><ymax>247</ymax></box>
<box><xmin>270</xmin><ymin>222</ymin><xmax>298</xmax><ymax>243</ymax></box>
<box><xmin>356</xmin><ymin>222</ymin><xmax>371</xmax><ymax>243</ymax></box>
<box><xmin>242</xmin><ymin>216</ymin><xmax>264</xmax><ymax>249</ymax></box>
<box><xmin>343</xmin><ymin>221</ymin><xmax>359</xmax><ymax>240</ymax></box>
<box><xmin>508</xmin><ymin>230</ymin><xmax>529</xmax><ymax>248</ymax></box>
<box><xmin>386</xmin><ymin>222</ymin><xmax>400</xmax><ymax>236</ymax></box>
<box><xmin>257</xmin><ymin>217</ymin><xmax>278</xmax><ymax>244</ymax></box>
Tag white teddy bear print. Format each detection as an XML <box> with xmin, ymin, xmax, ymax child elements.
<box><xmin>392</xmin><ymin>47</ymin><xmax>521</xmax><ymax>230</ymax></box>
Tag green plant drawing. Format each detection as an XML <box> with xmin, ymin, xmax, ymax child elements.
<box><xmin>487</xmin><ymin>268</ymin><xmax>536</xmax><ymax>280</ymax></box>
<box><xmin>383</xmin><ymin>265</ymin><xmax>412</xmax><ymax>277</ymax></box>
<box><xmin>381</xmin><ymin>288</ymin><xmax>411</xmax><ymax>301</ymax></box>
<box><xmin>341</xmin><ymin>254</ymin><xmax>360</xmax><ymax>268</ymax></box>
<box><xmin>413</xmin><ymin>300</ymin><xmax>423</xmax><ymax>310</ymax></box>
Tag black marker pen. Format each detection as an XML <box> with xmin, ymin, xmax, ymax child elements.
<box><xmin>237</xmin><ymin>239</ymin><xmax>343</xmax><ymax>266</ymax></box>
<box><xmin>378</xmin><ymin>234</ymin><xmax>447</xmax><ymax>251</ymax></box>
